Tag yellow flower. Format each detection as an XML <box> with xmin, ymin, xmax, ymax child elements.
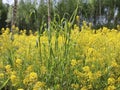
<box><xmin>5</xmin><ymin>65</ymin><xmax>12</xmax><ymax>73</ymax></box>
<box><xmin>111</xmin><ymin>60</ymin><xmax>118</xmax><ymax>67</ymax></box>
<box><xmin>108</xmin><ymin>77</ymin><xmax>115</xmax><ymax>85</ymax></box>
<box><xmin>29</xmin><ymin>72</ymin><xmax>38</xmax><ymax>82</ymax></box>
<box><xmin>0</xmin><ymin>73</ymin><xmax>4</xmax><ymax>78</ymax></box>
<box><xmin>5</xmin><ymin>65</ymin><xmax>11</xmax><ymax>70</ymax></box>
<box><xmin>23</xmin><ymin>76</ymin><xmax>29</xmax><ymax>85</ymax></box>
<box><xmin>33</xmin><ymin>81</ymin><xmax>45</xmax><ymax>90</ymax></box>
<box><xmin>107</xmin><ymin>85</ymin><xmax>116</xmax><ymax>90</ymax></box>
<box><xmin>17</xmin><ymin>89</ymin><xmax>24</xmax><ymax>90</ymax></box>
<box><xmin>11</xmin><ymin>71</ymin><xmax>17</xmax><ymax>75</ymax></box>
<box><xmin>71</xmin><ymin>83</ymin><xmax>79</xmax><ymax>89</ymax></box>
<box><xmin>76</xmin><ymin>15</ymin><xmax>80</xmax><ymax>22</ymax></box>
<box><xmin>4</xmin><ymin>28</ymin><xmax>10</xmax><ymax>34</ymax></box>
<box><xmin>16</xmin><ymin>58</ymin><xmax>22</xmax><ymax>66</ymax></box>
<box><xmin>73</xmin><ymin>69</ymin><xmax>79</xmax><ymax>75</ymax></box>
<box><xmin>82</xmin><ymin>66</ymin><xmax>90</xmax><ymax>72</ymax></box>
<box><xmin>87</xmin><ymin>71</ymin><xmax>93</xmax><ymax>80</ymax></box>
<box><xmin>24</xmin><ymin>71</ymin><xmax>38</xmax><ymax>85</ymax></box>
<box><xmin>81</xmin><ymin>86</ymin><xmax>87</xmax><ymax>90</ymax></box>
<box><xmin>1</xmin><ymin>28</ymin><xmax>5</xmax><ymax>33</ymax></box>
<box><xmin>25</xmin><ymin>65</ymin><xmax>33</xmax><ymax>73</ymax></box>
<box><xmin>16</xmin><ymin>27</ymin><xmax>19</xmax><ymax>32</ymax></box>
<box><xmin>95</xmin><ymin>71</ymin><xmax>101</xmax><ymax>78</ymax></box>
<box><xmin>71</xmin><ymin>59</ymin><xmax>77</xmax><ymax>66</ymax></box>
<box><xmin>10</xmin><ymin>74</ymin><xmax>18</xmax><ymax>86</ymax></box>
<box><xmin>87</xmin><ymin>48</ymin><xmax>94</xmax><ymax>56</ymax></box>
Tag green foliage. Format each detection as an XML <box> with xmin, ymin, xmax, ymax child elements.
<box><xmin>55</xmin><ymin>0</ymin><xmax>78</xmax><ymax>19</ymax></box>
<box><xmin>0</xmin><ymin>2</ymin><xmax>8</xmax><ymax>30</ymax></box>
<box><xmin>1</xmin><ymin>0</ymin><xmax>120</xmax><ymax>32</ymax></box>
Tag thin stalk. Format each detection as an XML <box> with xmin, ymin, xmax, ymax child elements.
<box><xmin>47</xmin><ymin>0</ymin><xmax>52</xmax><ymax>70</ymax></box>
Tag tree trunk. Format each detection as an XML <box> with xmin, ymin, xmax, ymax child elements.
<box><xmin>48</xmin><ymin>0</ymin><xmax>51</xmax><ymax>31</ymax></box>
<box><xmin>11</xmin><ymin>0</ymin><xmax>17</xmax><ymax>27</ymax></box>
<box><xmin>10</xmin><ymin>0</ymin><xmax>17</xmax><ymax>40</ymax></box>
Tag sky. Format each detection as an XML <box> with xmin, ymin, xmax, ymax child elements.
<box><xmin>3</xmin><ymin>0</ymin><xmax>14</xmax><ymax>5</ymax></box>
<box><xmin>2</xmin><ymin>0</ymin><xmax>41</xmax><ymax>5</ymax></box>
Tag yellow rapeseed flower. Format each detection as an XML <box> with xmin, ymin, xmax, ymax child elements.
<box><xmin>71</xmin><ymin>59</ymin><xmax>77</xmax><ymax>66</ymax></box>
<box><xmin>87</xmin><ymin>71</ymin><xmax>93</xmax><ymax>80</ymax></box>
<box><xmin>16</xmin><ymin>27</ymin><xmax>19</xmax><ymax>32</ymax></box>
<box><xmin>81</xmin><ymin>86</ymin><xmax>87</xmax><ymax>90</ymax></box>
<box><xmin>10</xmin><ymin>74</ymin><xmax>17</xmax><ymax>86</ymax></box>
<box><xmin>33</xmin><ymin>81</ymin><xmax>45</xmax><ymax>90</ymax></box>
<box><xmin>73</xmin><ymin>69</ymin><xmax>79</xmax><ymax>75</ymax></box>
<box><xmin>107</xmin><ymin>85</ymin><xmax>116</xmax><ymax>90</ymax></box>
<box><xmin>82</xmin><ymin>66</ymin><xmax>90</xmax><ymax>72</ymax></box>
<box><xmin>111</xmin><ymin>60</ymin><xmax>118</xmax><ymax>67</ymax></box>
<box><xmin>5</xmin><ymin>65</ymin><xmax>12</xmax><ymax>73</ymax></box>
<box><xmin>71</xmin><ymin>83</ymin><xmax>79</xmax><ymax>89</ymax></box>
<box><xmin>23</xmin><ymin>76</ymin><xmax>29</xmax><ymax>85</ymax></box>
<box><xmin>4</xmin><ymin>28</ymin><xmax>10</xmax><ymax>34</ymax></box>
<box><xmin>11</xmin><ymin>71</ymin><xmax>17</xmax><ymax>75</ymax></box>
<box><xmin>16</xmin><ymin>59</ymin><xmax>22</xmax><ymax>65</ymax></box>
<box><xmin>108</xmin><ymin>77</ymin><xmax>115</xmax><ymax>85</ymax></box>
<box><xmin>73</xmin><ymin>70</ymin><xmax>84</xmax><ymax>78</ymax></box>
<box><xmin>1</xmin><ymin>28</ymin><xmax>5</xmax><ymax>33</ymax></box>
<box><xmin>15</xmin><ymin>58</ymin><xmax>22</xmax><ymax>68</ymax></box>
<box><xmin>76</xmin><ymin>15</ymin><xmax>80</xmax><ymax>21</ymax></box>
<box><xmin>95</xmin><ymin>71</ymin><xmax>102</xmax><ymax>78</ymax></box>
<box><xmin>0</xmin><ymin>73</ymin><xmax>4</xmax><ymax>78</ymax></box>
<box><xmin>29</xmin><ymin>72</ymin><xmax>38</xmax><ymax>82</ymax></box>
<box><xmin>17</xmin><ymin>89</ymin><xmax>24</xmax><ymax>90</ymax></box>
<box><xmin>25</xmin><ymin>65</ymin><xmax>33</xmax><ymax>73</ymax></box>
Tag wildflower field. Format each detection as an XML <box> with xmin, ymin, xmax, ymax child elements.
<box><xmin>0</xmin><ymin>22</ymin><xmax>120</xmax><ymax>90</ymax></box>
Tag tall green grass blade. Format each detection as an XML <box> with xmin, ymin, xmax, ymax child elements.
<box><xmin>0</xmin><ymin>78</ymin><xmax>9</xmax><ymax>90</ymax></box>
<box><xmin>69</xmin><ymin>4</ymin><xmax>78</xmax><ymax>26</ymax></box>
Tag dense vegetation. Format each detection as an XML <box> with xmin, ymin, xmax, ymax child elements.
<box><xmin>1</xmin><ymin>0</ymin><xmax>120</xmax><ymax>90</ymax></box>
<box><xmin>0</xmin><ymin>20</ymin><xmax>120</xmax><ymax>90</ymax></box>
<box><xmin>1</xmin><ymin>0</ymin><xmax>120</xmax><ymax>31</ymax></box>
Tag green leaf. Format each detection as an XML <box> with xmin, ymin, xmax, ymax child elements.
<box><xmin>0</xmin><ymin>78</ymin><xmax>10</xmax><ymax>90</ymax></box>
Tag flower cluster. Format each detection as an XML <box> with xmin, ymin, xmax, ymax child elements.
<box><xmin>0</xmin><ymin>23</ymin><xmax>120</xmax><ymax>89</ymax></box>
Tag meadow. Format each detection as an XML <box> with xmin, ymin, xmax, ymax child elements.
<box><xmin>0</xmin><ymin>21</ymin><xmax>120</xmax><ymax>90</ymax></box>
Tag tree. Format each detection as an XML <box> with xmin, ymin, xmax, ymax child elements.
<box><xmin>0</xmin><ymin>0</ymin><xmax>8</xmax><ymax>30</ymax></box>
<box><xmin>4</xmin><ymin>0</ymin><xmax>120</xmax><ymax>31</ymax></box>
<box><xmin>55</xmin><ymin>0</ymin><xmax>78</xmax><ymax>19</ymax></box>
<box><xmin>17</xmin><ymin>0</ymin><xmax>38</xmax><ymax>31</ymax></box>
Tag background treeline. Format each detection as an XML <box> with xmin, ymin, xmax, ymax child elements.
<box><xmin>0</xmin><ymin>0</ymin><xmax>120</xmax><ymax>32</ymax></box>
